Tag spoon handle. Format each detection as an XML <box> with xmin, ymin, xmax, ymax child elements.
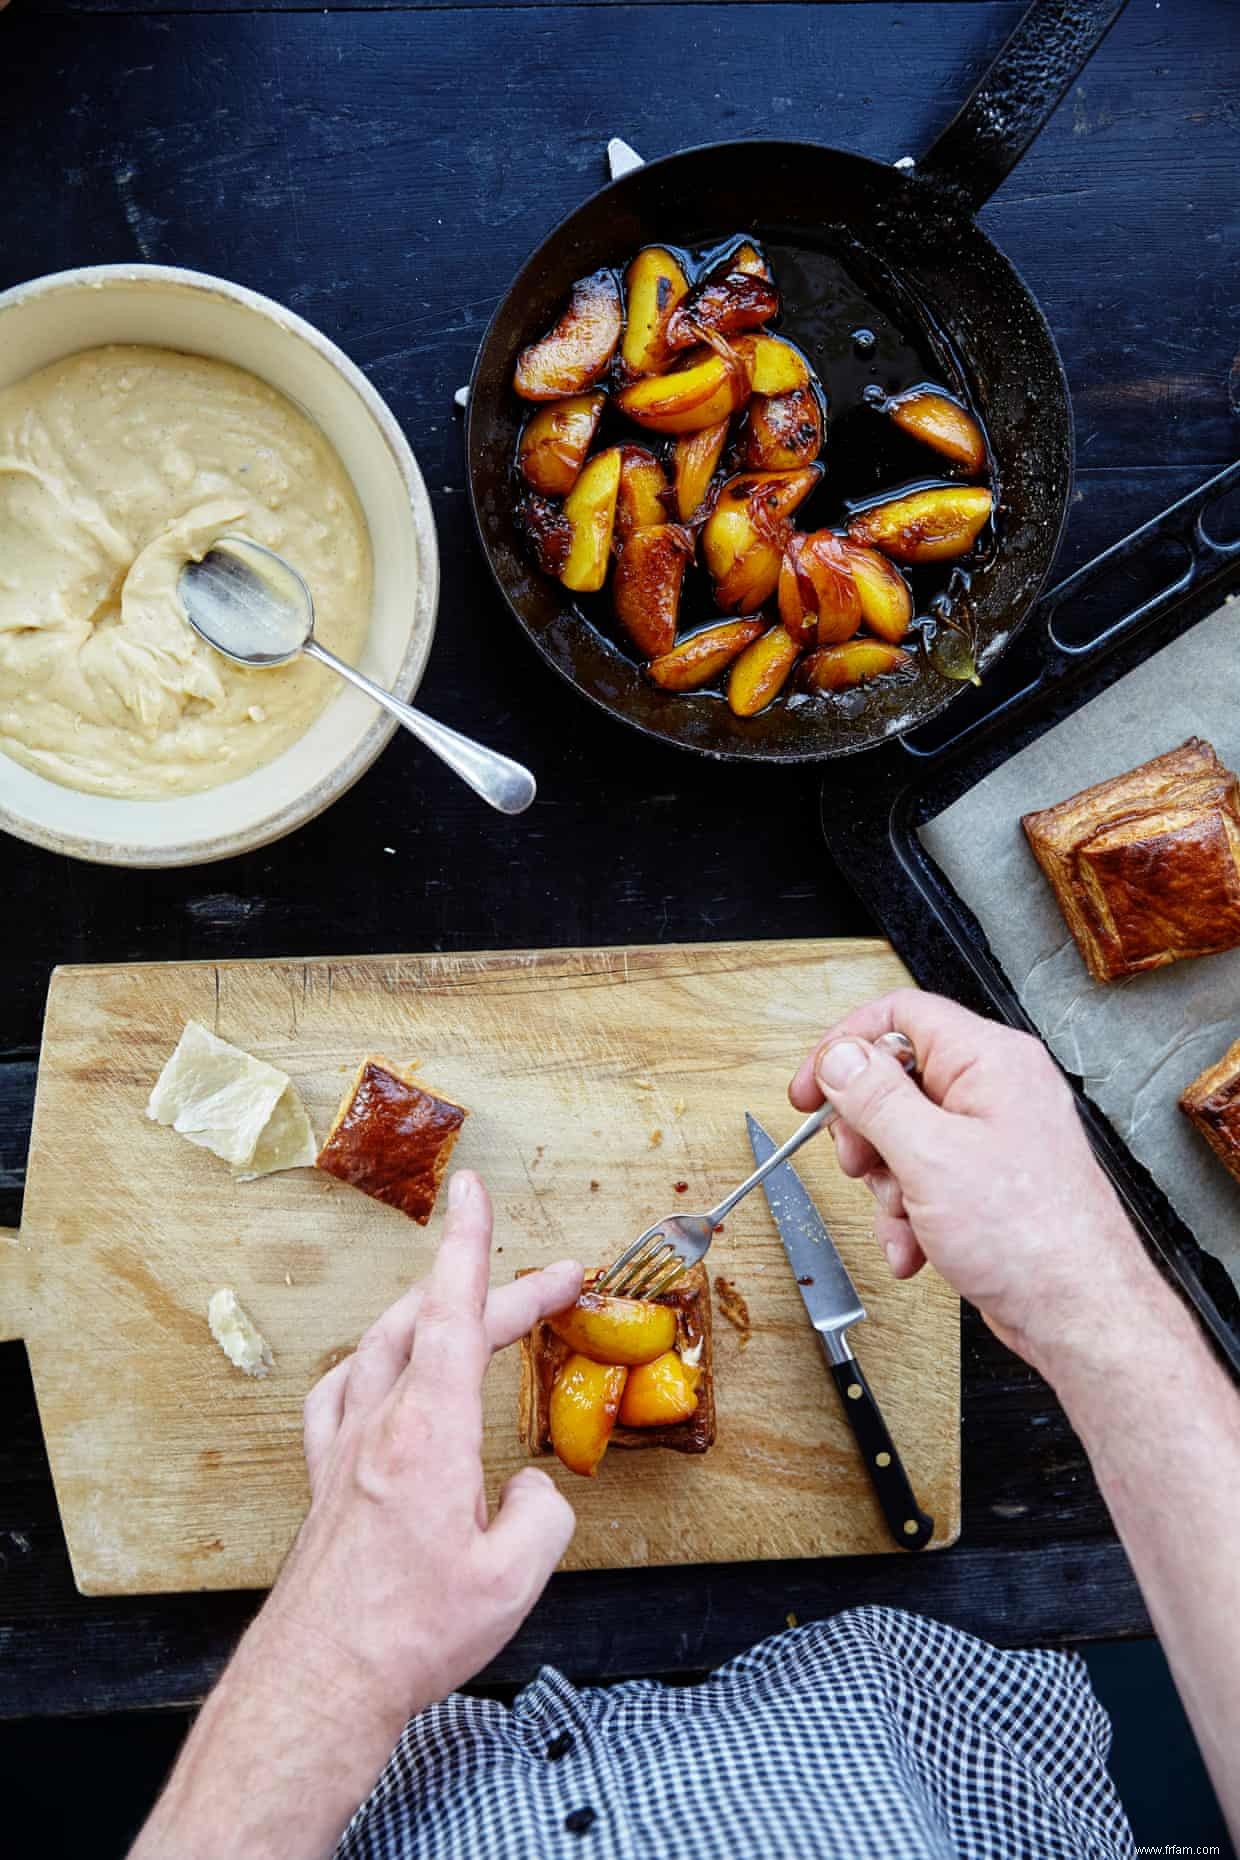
<box><xmin>303</xmin><ymin>639</ymin><xmax>537</xmax><ymax>815</ymax></box>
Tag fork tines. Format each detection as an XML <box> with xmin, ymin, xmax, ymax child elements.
<box><xmin>597</xmin><ymin>1228</ymin><xmax>686</xmax><ymax>1300</ymax></box>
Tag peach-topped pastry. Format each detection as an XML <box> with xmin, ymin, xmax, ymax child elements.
<box><xmin>519</xmin><ymin>1264</ymin><xmax>714</xmax><ymax>1476</ymax></box>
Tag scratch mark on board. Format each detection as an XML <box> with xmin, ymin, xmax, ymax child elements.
<box><xmin>114</xmin><ymin>163</ymin><xmax>164</xmax><ymax>262</ymax></box>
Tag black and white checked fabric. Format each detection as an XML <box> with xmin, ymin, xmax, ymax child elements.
<box><xmin>336</xmin><ymin>1606</ymin><xmax>1134</xmax><ymax>1859</ymax></box>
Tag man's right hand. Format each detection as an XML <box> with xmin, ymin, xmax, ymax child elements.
<box><xmin>788</xmin><ymin>988</ymin><xmax>1162</xmax><ymax>1380</ymax></box>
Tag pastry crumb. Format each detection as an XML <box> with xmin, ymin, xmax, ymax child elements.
<box><xmin>208</xmin><ymin>1289</ymin><xmax>273</xmax><ymax>1377</ymax></box>
<box><xmin>635</xmin><ymin>1077</ymin><xmax>655</xmax><ymax>1091</ymax></box>
<box><xmin>589</xmin><ymin>1180</ymin><xmax>600</xmax><ymax>1192</ymax></box>
<box><xmin>786</xmin><ymin>1611</ymin><xmax>798</xmax><ymax>1630</ymax></box>
<box><xmin>284</xmin><ymin>1271</ymin><xmax>293</xmax><ymax>1287</ymax></box>
<box><xmin>715</xmin><ymin>1275</ymin><xmax>751</xmax><ymax>1347</ymax></box>
<box><xmin>672</xmin><ymin>1097</ymin><xmax>686</xmax><ymax>1117</ymax></box>
<box><xmin>649</xmin><ymin>1129</ymin><xmax>663</xmax><ymax>1149</ymax></box>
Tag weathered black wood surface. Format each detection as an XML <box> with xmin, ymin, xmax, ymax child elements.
<box><xmin>1</xmin><ymin>0</ymin><xmax>1236</xmax><ymax>1716</ymax></box>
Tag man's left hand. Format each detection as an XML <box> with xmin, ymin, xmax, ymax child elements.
<box><xmin>131</xmin><ymin>1172</ymin><xmax>581</xmax><ymax>1860</ymax></box>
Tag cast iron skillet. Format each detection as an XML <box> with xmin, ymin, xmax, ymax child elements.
<box><xmin>467</xmin><ymin>0</ymin><xmax>1127</xmax><ymax>762</ymax></box>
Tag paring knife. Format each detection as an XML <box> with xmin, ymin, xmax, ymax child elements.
<box><xmin>746</xmin><ymin>1113</ymin><xmax>934</xmax><ymax>1553</ymax></box>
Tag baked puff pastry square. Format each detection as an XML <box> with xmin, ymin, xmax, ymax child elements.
<box><xmin>316</xmin><ymin>1056</ymin><xmax>468</xmax><ymax>1223</ymax></box>
<box><xmin>1021</xmin><ymin>738</ymin><xmax>1240</xmax><ymax>983</ymax></box>
<box><xmin>1180</xmin><ymin>1038</ymin><xmax>1240</xmax><ymax>1186</ymax></box>
<box><xmin>519</xmin><ymin>1263</ymin><xmax>715</xmax><ymax>1460</ymax></box>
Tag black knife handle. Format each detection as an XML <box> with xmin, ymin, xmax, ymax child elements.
<box><xmin>826</xmin><ymin>1352</ymin><xmax>935</xmax><ymax>1552</ymax></box>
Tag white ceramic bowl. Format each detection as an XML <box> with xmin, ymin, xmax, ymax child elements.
<box><xmin>0</xmin><ymin>265</ymin><xmax>438</xmax><ymax>867</ymax></box>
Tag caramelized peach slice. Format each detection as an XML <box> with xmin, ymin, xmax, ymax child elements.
<box><xmin>622</xmin><ymin>246</ymin><xmax>690</xmax><ymax>376</ymax></box>
<box><xmin>673</xmin><ymin>420</ymin><xmax>730</xmax><ymax>523</ymax></box>
<box><xmin>888</xmin><ymin>387</ymin><xmax>986</xmax><ymax>474</ymax></box>
<box><xmin>728</xmin><ymin>624</ymin><xmax>801</xmax><ymax>716</ymax></box>
<box><xmin>648</xmin><ymin>617</ymin><xmax>765</xmax><ymax>691</ymax></box>
<box><xmin>518</xmin><ymin>494</ymin><xmax>573</xmax><ymax>578</ymax></box>
<box><xmin>517</xmin><ymin>392</ymin><xmax>605</xmax><ymax>497</ymax></box>
<box><xmin>730</xmin><ymin>241</ymin><xmax>773</xmax><ymax>281</ymax></box>
<box><xmin>848</xmin><ymin>485</ymin><xmax>993</xmax><ymax>563</ymax></box>
<box><xmin>514</xmin><ymin>270</ymin><xmax>623</xmax><ymax>401</ymax></box>
<box><xmin>615</xmin><ymin>349</ymin><xmax>749</xmax><ymax>434</ymax></box>
<box><xmin>732</xmin><ymin>334</ymin><xmax>810</xmax><ymax>397</ymax></box>
<box><xmin>776</xmin><ymin>534</ymin><xmax>819</xmax><ymax>648</ymax></box>
<box><xmin>845</xmin><ymin>542</ymin><xmax>913</xmax><ymax>642</ymax></box>
<box><xmin>549</xmin><ymin>1353</ymin><xmax>628</xmax><ymax>1476</ymax></box>
<box><xmin>702</xmin><ymin>466</ymin><xmax>822</xmax><ymax>612</ymax></box>
<box><xmin>560</xmin><ymin>447</ymin><xmax>622</xmax><ymax>593</ymax></box>
<box><xmin>616</xmin><ymin>446</ymin><xmax>670</xmax><ymax>536</ymax></box>
<box><xmin>548</xmin><ymin>1292</ymin><xmax>678</xmax><ymax>1366</ymax></box>
<box><xmin>612</xmin><ymin>524</ymin><xmax>693</xmax><ymax>658</ymax></box>
<box><xmin>666</xmin><ymin>270</ymin><xmax>779</xmax><ymax>350</ymax></box>
<box><xmin>618</xmin><ymin>1350</ymin><xmax>701</xmax><ymax>1427</ymax></box>
<box><xmin>743</xmin><ymin>387</ymin><xmax>824</xmax><ymax>470</ymax></box>
<box><xmin>778</xmin><ymin>531</ymin><xmax>861</xmax><ymax>648</ymax></box>
<box><xmin>801</xmin><ymin>639</ymin><xmax>913</xmax><ymax>692</ymax></box>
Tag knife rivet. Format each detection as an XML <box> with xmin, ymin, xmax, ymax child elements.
<box><xmin>875</xmin><ymin>1451</ymin><xmax>891</xmax><ymax>1467</ymax></box>
<box><xmin>846</xmin><ymin>1382</ymin><xmax>863</xmax><ymax>1401</ymax></box>
<box><xmin>903</xmin><ymin>1519</ymin><xmax>920</xmax><ymax>1536</ymax></box>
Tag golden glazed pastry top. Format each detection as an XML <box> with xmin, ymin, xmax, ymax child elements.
<box><xmin>316</xmin><ymin>1057</ymin><xmax>468</xmax><ymax>1225</ymax></box>
<box><xmin>1022</xmin><ymin>738</ymin><xmax>1240</xmax><ymax>983</ymax></box>
<box><xmin>1180</xmin><ymin>1036</ymin><xmax>1240</xmax><ymax>1186</ymax></box>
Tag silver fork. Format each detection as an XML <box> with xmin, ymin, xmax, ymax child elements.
<box><xmin>596</xmin><ymin>1031</ymin><xmax>918</xmax><ymax>1298</ymax></box>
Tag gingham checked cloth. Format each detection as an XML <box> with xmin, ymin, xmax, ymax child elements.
<box><xmin>335</xmin><ymin>1605</ymin><xmax>1134</xmax><ymax>1858</ymax></box>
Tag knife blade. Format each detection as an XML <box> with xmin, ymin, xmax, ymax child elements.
<box><xmin>745</xmin><ymin>1112</ymin><xmax>865</xmax><ymax>1352</ymax></box>
<box><xmin>746</xmin><ymin>1112</ymin><xmax>934</xmax><ymax>1553</ymax></box>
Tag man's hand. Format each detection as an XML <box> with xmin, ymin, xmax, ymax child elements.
<box><xmin>789</xmin><ymin>988</ymin><xmax>1158</xmax><ymax>1379</ymax></box>
<box><xmin>792</xmin><ymin>989</ymin><xmax>1240</xmax><ymax>1842</ymax></box>
<box><xmin>271</xmin><ymin>1169</ymin><xmax>580</xmax><ymax>1723</ymax></box>
<box><xmin>131</xmin><ymin>1173</ymin><xmax>581</xmax><ymax>1860</ymax></box>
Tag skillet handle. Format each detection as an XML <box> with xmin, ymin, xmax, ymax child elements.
<box><xmin>917</xmin><ymin>0</ymin><xmax>1127</xmax><ymax>214</ymax></box>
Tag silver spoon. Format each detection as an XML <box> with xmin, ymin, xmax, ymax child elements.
<box><xmin>178</xmin><ymin>534</ymin><xmax>537</xmax><ymax>815</ymax></box>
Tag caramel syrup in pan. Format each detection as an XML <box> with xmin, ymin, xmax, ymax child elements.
<box><xmin>523</xmin><ymin>234</ymin><xmax>997</xmax><ymax>707</ymax></box>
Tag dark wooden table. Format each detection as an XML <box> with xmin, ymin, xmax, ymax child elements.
<box><xmin>2</xmin><ymin>0</ymin><xmax>1237</xmax><ymax>1718</ymax></box>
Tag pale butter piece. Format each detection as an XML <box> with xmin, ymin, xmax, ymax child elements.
<box><xmin>208</xmin><ymin>1288</ymin><xmax>274</xmax><ymax>1377</ymax></box>
<box><xmin>147</xmin><ymin>1019</ymin><xmax>317</xmax><ymax>1178</ymax></box>
<box><xmin>679</xmin><ymin>1337</ymin><xmax>704</xmax><ymax>1369</ymax></box>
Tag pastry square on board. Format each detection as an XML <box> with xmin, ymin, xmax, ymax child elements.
<box><xmin>519</xmin><ymin>1262</ymin><xmax>715</xmax><ymax>1457</ymax></box>
<box><xmin>316</xmin><ymin>1056</ymin><xmax>468</xmax><ymax>1224</ymax></box>
<box><xmin>1021</xmin><ymin>737</ymin><xmax>1240</xmax><ymax>983</ymax></box>
<box><xmin>1180</xmin><ymin>1037</ymin><xmax>1240</xmax><ymax>1186</ymax></box>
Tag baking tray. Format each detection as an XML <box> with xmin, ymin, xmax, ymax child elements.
<box><xmin>820</xmin><ymin>459</ymin><xmax>1240</xmax><ymax>1373</ymax></box>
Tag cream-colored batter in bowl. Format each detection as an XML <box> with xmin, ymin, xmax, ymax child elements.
<box><xmin>2</xmin><ymin>346</ymin><xmax>373</xmax><ymax>799</ymax></box>
<box><xmin>0</xmin><ymin>266</ymin><xmax>438</xmax><ymax>865</ymax></box>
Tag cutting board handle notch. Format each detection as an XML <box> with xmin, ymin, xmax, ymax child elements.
<box><xmin>0</xmin><ymin>1228</ymin><xmax>31</xmax><ymax>1344</ymax></box>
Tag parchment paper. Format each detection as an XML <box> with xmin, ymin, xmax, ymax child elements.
<box><xmin>919</xmin><ymin>595</ymin><xmax>1240</xmax><ymax>1287</ymax></box>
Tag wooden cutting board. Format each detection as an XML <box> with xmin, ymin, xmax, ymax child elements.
<box><xmin>0</xmin><ymin>940</ymin><xmax>960</xmax><ymax>1596</ymax></box>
